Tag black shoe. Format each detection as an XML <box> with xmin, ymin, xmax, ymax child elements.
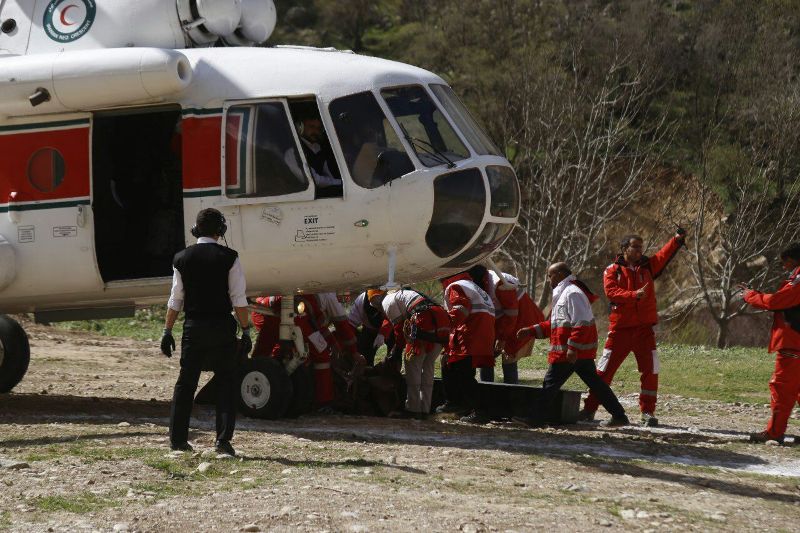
<box><xmin>599</xmin><ymin>415</ymin><xmax>630</xmax><ymax>427</ymax></box>
<box><xmin>576</xmin><ymin>409</ymin><xmax>596</xmax><ymax>422</ymax></box>
<box><xmin>388</xmin><ymin>410</ymin><xmax>415</xmax><ymax>419</ymax></box>
<box><xmin>170</xmin><ymin>442</ymin><xmax>193</xmax><ymax>452</ymax></box>
<box><xmin>749</xmin><ymin>431</ymin><xmax>784</xmax><ymax>445</ymax></box>
<box><xmin>414</xmin><ymin>412</ymin><xmax>429</xmax><ymax>421</ymax></box>
<box><xmin>215</xmin><ymin>441</ymin><xmax>236</xmax><ymax>456</ymax></box>
<box><xmin>641</xmin><ymin>412</ymin><xmax>659</xmax><ymax>427</ymax></box>
<box><xmin>459</xmin><ymin>411</ymin><xmax>491</xmax><ymax>424</ymax></box>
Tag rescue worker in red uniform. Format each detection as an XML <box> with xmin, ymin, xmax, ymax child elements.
<box><xmin>437</xmin><ymin>272</ymin><xmax>495</xmax><ymax>424</ymax></box>
<box><xmin>468</xmin><ymin>265</ymin><xmax>520</xmax><ymax>384</ymax></box>
<box><xmin>581</xmin><ymin>229</ymin><xmax>686</xmax><ymax>427</ymax></box>
<box><xmin>504</xmin><ymin>282</ymin><xmax>545</xmax><ymax>364</ymax></box>
<box><xmin>741</xmin><ymin>243</ymin><xmax>800</xmax><ymax>444</ymax></box>
<box><xmin>251</xmin><ymin>293</ymin><xmax>364</xmax><ymax>411</ymax></box>
<box><xmin>370</xmin><ymin>289</ymin><xmax>450</xmax><ymax>419</ymax></box>
<box><xmin>516</xmin><ymin>263</ymin><xmax>628</xmax><ymax>427</ymax></box>
<box><xmin>469</xmin><ymin>265</ymin><xmax>545</xmax><ymax>383</ymax></box>
<box><xmin>347</xmin><ymin>289</ymin><xmax>394</xmax><ymax>366</ymax></box>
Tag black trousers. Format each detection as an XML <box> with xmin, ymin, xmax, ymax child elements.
<box><xmin>534</xmin><ymin>359</ymin><xmax>625</xmax><ymax>424</ymax></box>
<box><xmin>480</xmin><ymin>359</ymin><xmax>519</xmax><ymax>384</ymax></box>
<box><xmin>169</xmin><ymin>315</ymin><xmax>238</xmax><ymax>446</ymax></box>
<box><xmin>442</xmin><ymin>356</ymin><xmax>480</xmax><ymax>410</ymax></box>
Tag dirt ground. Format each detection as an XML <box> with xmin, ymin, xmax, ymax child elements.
<box><xmin>2</xmin><ymin>322</ymin><xmax>800</xmax><ymax>532</ymax></box>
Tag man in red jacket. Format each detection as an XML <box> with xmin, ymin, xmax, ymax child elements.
<box><xmin>741</xmin><ymin>243</ymin><xmax>800</xmax><ymax>444</ymax></box>
<box><xmin>437</xmin><ymin>271</ymin><xmax>495</xmax><ymax>424</ymax></box>
<box><xmin>581</xmin><ymin>229</ymin><xmax>686</xmax><ymax>427</ymax></box>
<box><xmin>516</xmin><ymin>262</ymin><xmax>628</xmax><ymax>427</ymax></box>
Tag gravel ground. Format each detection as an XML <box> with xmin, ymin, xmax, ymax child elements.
<box><xmin>1</xmin><ymin>322</ymin><xmax>800</xmax><ymax>532</ymax></box>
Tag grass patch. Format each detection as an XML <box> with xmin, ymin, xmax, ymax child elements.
<box><xmin>31</xmin><ymin>493</ymin><xmax>119</xmax><ymax>514</ymax></box>
<box><xmin>130</xmin><ymin>481</ymin><xmax>196</xmax><ymax>499</ymax></box>
<box><xmin>0</xmin><ymin>511</ymin><xmax>10</xmax><ymax>531</ymax></box>
<box><xmin>54</xmin><ymin>306</ymin><xmax>182</xmax><ymax>341</ymax></box>
<box><xmin>144</xmin><ymin>457</ymin><xmax>197</xmax><ymax>478</ymax></box>
<box><xmin>516</xmin><ymin>341</ymin><xmax>773</xmax><ymax>404</ymax></box>
<box><xmin>25</xmin><ymin>443</ymin><xmax>162</xmax><ymax>464</ymax></box>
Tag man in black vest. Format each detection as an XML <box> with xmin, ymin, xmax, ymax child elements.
<box><xmin>160</xmin><ymin>208</ymin><xmax>251</xmax><ymax>456</ymax></box>
<box><xmin>295</xmin><ymin>116</ymin><xmax>343</xmax><ymax>198</ymax></box>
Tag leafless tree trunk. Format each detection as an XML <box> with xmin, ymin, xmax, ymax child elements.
<box><xmin>681</xmin><ymin>86</ymin><xmax>800</xmax><ymax>347</ymax></box>
<box><xmin>503</xmin><ymin>43</ymin><xmax>672</xmax><ymax>308</ymax></box>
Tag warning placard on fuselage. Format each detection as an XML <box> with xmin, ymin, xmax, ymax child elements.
<box><xmin>294</xmin><ymin>215</ymin><xmax>335</xmax><ymax>243</ymax></box>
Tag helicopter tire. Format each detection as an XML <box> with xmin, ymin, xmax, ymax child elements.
<box><xmin>238</xmin><ymin>357</ymin><xmax>293</xmax><ymax>419</ymax></box>
<box><xmin>0</xmin><ymin>315</ymin><xmax>30</xmax><ymax>393</ymax></box>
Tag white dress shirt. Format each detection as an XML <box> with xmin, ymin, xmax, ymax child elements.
<box><xmin>167</xmin><ymin>237</ymin><xmax>248</xmax><ymax>311</ymax></box>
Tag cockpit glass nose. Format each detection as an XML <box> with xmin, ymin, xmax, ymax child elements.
<box><xmin>442</xmin><ymin>222</ymin><xmax>515</xmax><ymax>268</ymax></box>
<box><xmin>380</xmin><ymin>85</ymin><xmax>469</xmax><ymax>168</ymax></box>
<box><xmin>426</xmin><ymin>168</ymin><xmax>486</xmax><ymax>258</ymax></box>
<box><xmin>486</xmin><ymin>165</ymin><xmax>520</xmax><ymax>218</ymax></box>
<box><xmin>329</xmin><ymin>91</ymin><xmax>415</xmax><ymax>189</ymax></box>
<box><xmin>430</xmin><ymin>84</ymin><xmax>502</xmax><ymax>157</ymax></box>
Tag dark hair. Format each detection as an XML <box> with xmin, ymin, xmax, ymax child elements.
<box><xmin>552</xmin><ymin>262</ymin><xmax>572</xmax><ymax>277</ymax></box>
<box><xmin>620</xmin><ymin>234</ymin><xmax>643</xmax><ymax>251</ymax></box>
<box><xmin>780</xmin><ymin>243</ymin><xmax>800</xmax><ymax>262</ymax></box>
<box><xmin>467</xmin><ymin>264</ymin><xmax>489</xmax><ymax>289</ymax></box>
<box><xmin>195</xmin><ymin>208</ymin><xmax>225</xmax><ymax>237</ymax></box>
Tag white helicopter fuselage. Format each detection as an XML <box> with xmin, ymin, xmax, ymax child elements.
<box><xmin>0</xmin><ymin>1</ymin><xmax>519</xmax><ymax>321</ymax></box>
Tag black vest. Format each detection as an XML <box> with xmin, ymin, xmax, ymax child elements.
<box><xmin>173</xmin><ymin>243</ymin><xmax>238</xmax><ymax>318</ymax></box>
<box><xmin>302</xmin><ymin>142</ymin><xmax>341</xmax><ymax>181</ymax></box>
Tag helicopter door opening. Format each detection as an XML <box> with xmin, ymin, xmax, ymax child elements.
<box><xmin>287</xmin><ymin>99</ymin><xmax>343</xmax><ymax>199</ymax></box>
<box><xmin>92</xmin><ymin>107</ymin><xmax>185</xmax><ymax>282</ymax></box>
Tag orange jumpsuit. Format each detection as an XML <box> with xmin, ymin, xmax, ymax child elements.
<box><xmin>744</xmin><ymin>266</ymin><xmax>800</xmax><ymax>440</ymax></box>
<box><xmin>584</xmin><ymin>237</ymin><xmax>683</xmax><ymax>415</ymax></box>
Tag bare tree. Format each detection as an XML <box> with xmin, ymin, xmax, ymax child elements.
<box><xmin>504</xmin><ymin>44</ymin><xmax>673</xmax><ymax>308</ymax></box>
<box><xmin>684</xmin><ymin>88</ymin><xmax>800</xmax><ymax>348</ymax></box>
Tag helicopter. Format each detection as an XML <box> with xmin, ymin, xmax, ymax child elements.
<box><xmin>0</xmin><ymin>0</ymin><xmax>520</xmax><ymax>417</ymax></box>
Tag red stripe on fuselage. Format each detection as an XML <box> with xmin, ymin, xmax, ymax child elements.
<box><xmin>0</xmin><ymin>127</ymin><xmax>89</xmax><ymax>202</ymax></box>
<box><xmin>182</xmin><ymin>116</ymin><xmax>222</xmax><ymax>191</ymax></box>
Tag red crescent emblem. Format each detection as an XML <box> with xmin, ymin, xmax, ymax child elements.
<box><xmin>59</xmin><ymin>4</ymin><xmax>78</xmax><ymax>26</ymax></box>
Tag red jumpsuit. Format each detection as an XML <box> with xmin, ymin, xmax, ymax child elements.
<box><xmin>442</xmin><ymin>273</ymin><xmax>495</xmax><ymax>368</ymax></box>
<box><xmin>584</xmin><ymin>236</ymin><xmax>683</xmax><ymax>415</ymax></box>
<box><xmin>744</xmin><ymin>266</ymin><xmax>800</xmax><ymax>440</ymax></box>
<box><xmin>483</xmin><ymin>271</ymin><xmax>520</xmax><ymax>343</ymax></box>
<box><xmin>439</xmin><ymin>274</ymin><xmax>495</xmax><ymax>412</ymax></box>
<box><xmin>251</xmin><ymin>293</ymin><xmax>359</xmax><ymax>407</ymax></box>
<box><xmin>503</xmin><ymin>288</ymin><xmax>546</xmax><ymax>357</ymax></box>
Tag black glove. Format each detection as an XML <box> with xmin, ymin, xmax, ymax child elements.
<box><xmin>676</xmin><ymin>227</ymin><xmax>687</xmax><ymax>242</ymax></box>
<box><xmin>160</xmin><ymin>329</ymin><xmax>175</xmax><ymax>358</ymax></box>
<box><xmin>239</xmin><ymin>328</ymin><xmax>252</xmax><ymax>358</ymax></box>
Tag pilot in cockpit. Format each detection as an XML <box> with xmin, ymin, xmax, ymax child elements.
<box><xmin>286</xmin><ymin>107</ymin><xmax>343</xmax><ymax>199</ymax></box>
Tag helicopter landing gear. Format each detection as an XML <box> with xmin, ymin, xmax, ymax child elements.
<box><xmin>0</xmin><ymin>314</ymin><xmax>30</xmax><ymax>393</ymax></box>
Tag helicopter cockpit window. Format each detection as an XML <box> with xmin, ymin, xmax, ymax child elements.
<box><xmin>225</xmin><ymin>102</ymin><xmax>309</xmax><ymax>198</ymax></box>
<box><xmin>430</xmin><ymin>84</ymin><xmax>503</xmax><ymax>157</ymax></box>
<box><xmin>329</xmin><ymin>91</ymin><xmax>414</xmax><ymax>189</ymax></box>
<box><xmin>380</xmin><ymin>85</ymin><xmax>469</xmax><ymax>168</ymax></box>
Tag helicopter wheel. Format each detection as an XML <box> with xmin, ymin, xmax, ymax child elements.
<box><xmin>0</xmin><ymin>315</ymin><xmax>30</xmax><ymax>393</ymax></box>
<box><xmin>238</xmin><ymin>357</ymin><xmax>293</xmax><ymax>419</ymax></box>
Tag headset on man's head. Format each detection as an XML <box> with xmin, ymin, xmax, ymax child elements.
<box><xmin>190</xmin><ymin>208</ymin><xmax>227</xmax><ymax>239</ymax></box>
